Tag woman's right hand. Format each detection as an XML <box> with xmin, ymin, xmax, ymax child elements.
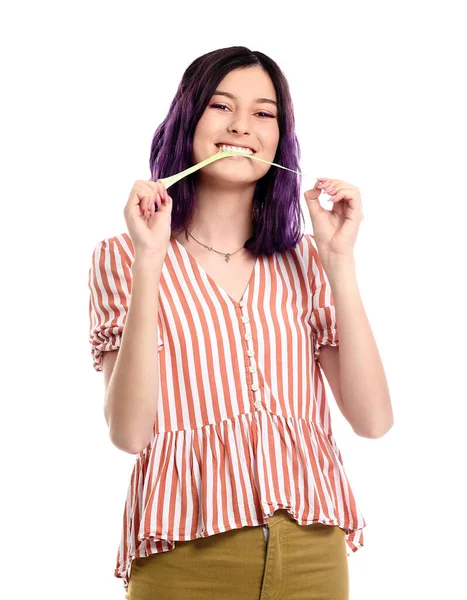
<box><xmin>124</xmin><ymin>179</ymin><xmax>173</xmax><ymax>258</ymax></box>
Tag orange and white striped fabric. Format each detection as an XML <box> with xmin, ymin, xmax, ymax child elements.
<box><xmin>88</xmin><ymin>231</ymin><xmax>367</xmax><ymax>592</ymax></box>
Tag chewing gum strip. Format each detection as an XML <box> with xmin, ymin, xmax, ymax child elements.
<box><xmin>160</xmin><ymin>150</ymin><xmax>306</xmax><ymax>190</ymax></box>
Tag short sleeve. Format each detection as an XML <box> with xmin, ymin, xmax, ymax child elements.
<box><xmin>88</xmin><ymin>235</ymin><xmax>164</xmax><ymax>372</ymax></box>
<box><xmin>305</xmin><ymin>234</ymin><xmax>339</xmax><ymax>361</ymax></box>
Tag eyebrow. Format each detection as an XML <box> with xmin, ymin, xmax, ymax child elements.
<box><xmin>213</xmin><ymin>90</ymin><xmax>278</xmax><ymax>107</ymax></box>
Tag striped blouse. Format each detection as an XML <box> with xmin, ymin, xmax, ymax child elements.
<box><xmin>88</xmin><ymin>231</ymin><xmax>367</xmax><ymax>592</ymax></box>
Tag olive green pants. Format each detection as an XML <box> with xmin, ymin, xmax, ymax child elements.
<box><xmin>126</xmin><ymin>509</ymin><xmax>349</xmax><ymax>599</ymax></box>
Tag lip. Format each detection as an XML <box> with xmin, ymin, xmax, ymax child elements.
<box><xmin>216</xmin><ymin>142</ymin><xmax>257</xmax><ymax>154</ymax></box>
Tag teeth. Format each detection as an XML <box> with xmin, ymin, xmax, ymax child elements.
<box><xmin>218</xmin><ymin>144</ymin><xmax>254</xmax><ymax>154</ymax></box>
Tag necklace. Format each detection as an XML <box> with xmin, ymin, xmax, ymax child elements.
<box><xmin>186</xmin><ymin>229</ymin><xmax>245</xmax><ymax>263</ymax></box>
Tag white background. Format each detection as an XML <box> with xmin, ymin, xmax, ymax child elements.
<box><xmin>2</xmin><ymin>1</ymin><xmax>466</xmax><ymax>598</ymax></box>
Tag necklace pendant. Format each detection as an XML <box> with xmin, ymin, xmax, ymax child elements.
<box><xmin>225</xmin><ymin>253</ymin><xmax>231</xmax><ymax>263</ymax></box>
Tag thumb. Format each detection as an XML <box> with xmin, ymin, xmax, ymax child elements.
<box><xmin>304</xmin><ymin>182</ymin><xmax>324</xmax><ymax>219</ymax></box>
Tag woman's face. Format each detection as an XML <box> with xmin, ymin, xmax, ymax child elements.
<box><xmin>192</xmin><ymin>66</ymin><xmax>280</xmax><ymax>185</ymax></box>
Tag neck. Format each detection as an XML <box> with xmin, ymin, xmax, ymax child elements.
<box><xmin>182</xmin><ymin>178</ymin><xmax>256</xmax><ymax>249</ymax></box>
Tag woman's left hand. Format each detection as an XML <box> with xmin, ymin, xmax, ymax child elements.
<box><xmin>304</xmin><ymin>178</ymin><xmax>364</xmax><ymax>258</ymax></box>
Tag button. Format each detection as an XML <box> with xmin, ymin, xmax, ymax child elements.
<box><xmin>239</xmin><ymin>300</ymin><xmax>245</xmax><ymax>307</ymax></box>
<box><xmin>249</xmin><ymin>365</ymin><xmax>256</xmax><ymax>373</ymax></box>
<box><xmin>252</xmin><ymin>382</ymin><xmax>259</xmax><ymax>391</ymax></box>
<box><xmin>247</xmin><ymin>349</ymin><xmax>254</xmax><ymax>357</ymax></box>
<box><xmin>241</xmin><ymin>316</ymin><xmax>250</xmax><ymax>324</ymax></box>
<box><xmin>254</xmin><ymin>399</ymin><xmax>261</xmax><ymax>408</ymax></box>
<box><xmin>244</xmin><ymin>332</ymin><xmax>251</xmax><ymax>341</ymax></box>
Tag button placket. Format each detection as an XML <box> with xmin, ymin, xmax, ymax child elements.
<box><xmin>238</xmin><ymin>299</ymin><xmax>261</xmax><ymax>406</ymax></box>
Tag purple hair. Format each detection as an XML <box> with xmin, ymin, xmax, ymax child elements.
<box><xmin>149</xmin><ymin>46</ymin><xmax>305</xmax><ymax>256</ymax></box>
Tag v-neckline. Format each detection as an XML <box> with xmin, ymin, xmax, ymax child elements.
<box><xmin>171</xmin><ymin>236</ymin><xmax>259</xmax><ymax>307</ymax></box>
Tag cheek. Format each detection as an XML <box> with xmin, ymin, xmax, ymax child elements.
<box><xmin>193</xmin><ymin>121</ymin><xmax>216</xmax><ymax>153</ymax></box>
<box><xmin>272</xmin><ymin>128</ymin><xmax>280</xmax><ymax>148</ymax></box>
<box><xmin>263</xmin><ymin>127</ymin><xmax>280</xmax><ymax>155</ymax></box>
<box><xmin>194</xmin><ymin>111</ymin><xmax>215</xmax><ymax>134</ymax></box>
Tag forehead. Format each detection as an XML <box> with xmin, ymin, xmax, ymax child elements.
<box><xmin>214</xmin><ymin>67</ymin><xmax>277</xmax><ymax>104</ymax></box>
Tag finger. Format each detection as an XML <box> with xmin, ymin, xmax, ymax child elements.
<box><xmin>149</xmin><ymin>179</ymin><xmax>169</xmax><ymax>199</ymax></box>
<box><xmin>149</xmin><ymin>195</ymin><xmax>157</xmax><ymax>215</ymax></box>
<box><xmin>132</xmin><ymin>181</ymin><xmax>164</xmax><ymax>205</ymax></box>
<box><xmin>137</xmin><ymin>179</ymin><xmax>165</xmax><ymax>191</ymax></box>
<box><xmin>330</xmin><ymin>202</ymin><xmax>345</xmax><ymax>219</ymax></box>
<box><xmin>328</xmin><ymin>189</ymin><xmax>354</xmax><ymax>204</ymax></box>
<box><xmin>147</xmin><ymin>188</ymin><xmax>165</xmax><ymax>212</ymax></box>
<box><xmin>321</xmin><ymin>181</ymin><xmax>342</xmax><ymax>194</ymax></box>
<box><xmin>143</xmin><ymin>194</ymin><xmax>157</xmax><ymax>216</ymax></box>
<box><xmin>318</xmin><ymin>182</ymin><xmax>337</xmax><ymax>196</ymax></box>
<box><xmin>324</xmin><ymin>181</ymin><xmax>358</xmax><ymax>194</ymax></box>
<box><xmin>328</xmin><ymin>187</ymin><xmax>357</xmax><ymax>199</ymax></box>
<box><xmin>141</xmin><ymin>194</ymin><xmax>154</xmax><ymax>214</ymax></box>
<box><xmin>129</xmin><ymin>185</ymin><xmax>155</xmax><ymax>208</ymax></box>
<box><xmin>324</xmin><ymin>184</ymin><xmax>342</xmax><ymax>196</ymax></box>
<box><xmin>133</xmin><ymin>181</ymin><xmax>160</xmax><ymax>196</ymax></box>
<box><xmin>146</xmin><ymin>180</ymin><xmax>168</xmax><ymax>204</ymax></box>
<box><xmin>329</xmin><ymin>190</ymin><xmax>361</xmax><ymax>217</ymax></box>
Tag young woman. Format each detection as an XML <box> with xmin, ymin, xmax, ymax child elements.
<box><xmin>88</xmin><ymin>46</ymin><xmax>393</xmax><ymax>600</ymax></box>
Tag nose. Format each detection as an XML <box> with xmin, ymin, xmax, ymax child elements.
<box><xmin>227</xmin><ymin>115</ymin><xmax>252</xmax><ymax>136</ymax></box>
<box><xmin>226</xmin><ymin>126</ymin><xmax>253</xmax><ymax>148</ymax></box>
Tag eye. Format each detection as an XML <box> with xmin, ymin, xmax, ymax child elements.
<box><xmin>211</xmin><ymin>103</ymin><xmax>229</xmax><ymax>111</ymax></box>
<box><xmin>210</xmin><ymin>103</ymin><xmax>276</xmax><ymax>118</ymax></box>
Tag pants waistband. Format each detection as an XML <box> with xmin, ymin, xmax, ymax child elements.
<box><xmin>264</xmin><ymin>509</ymin><xmax>294</xmax><ymax>529</ymax></box>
